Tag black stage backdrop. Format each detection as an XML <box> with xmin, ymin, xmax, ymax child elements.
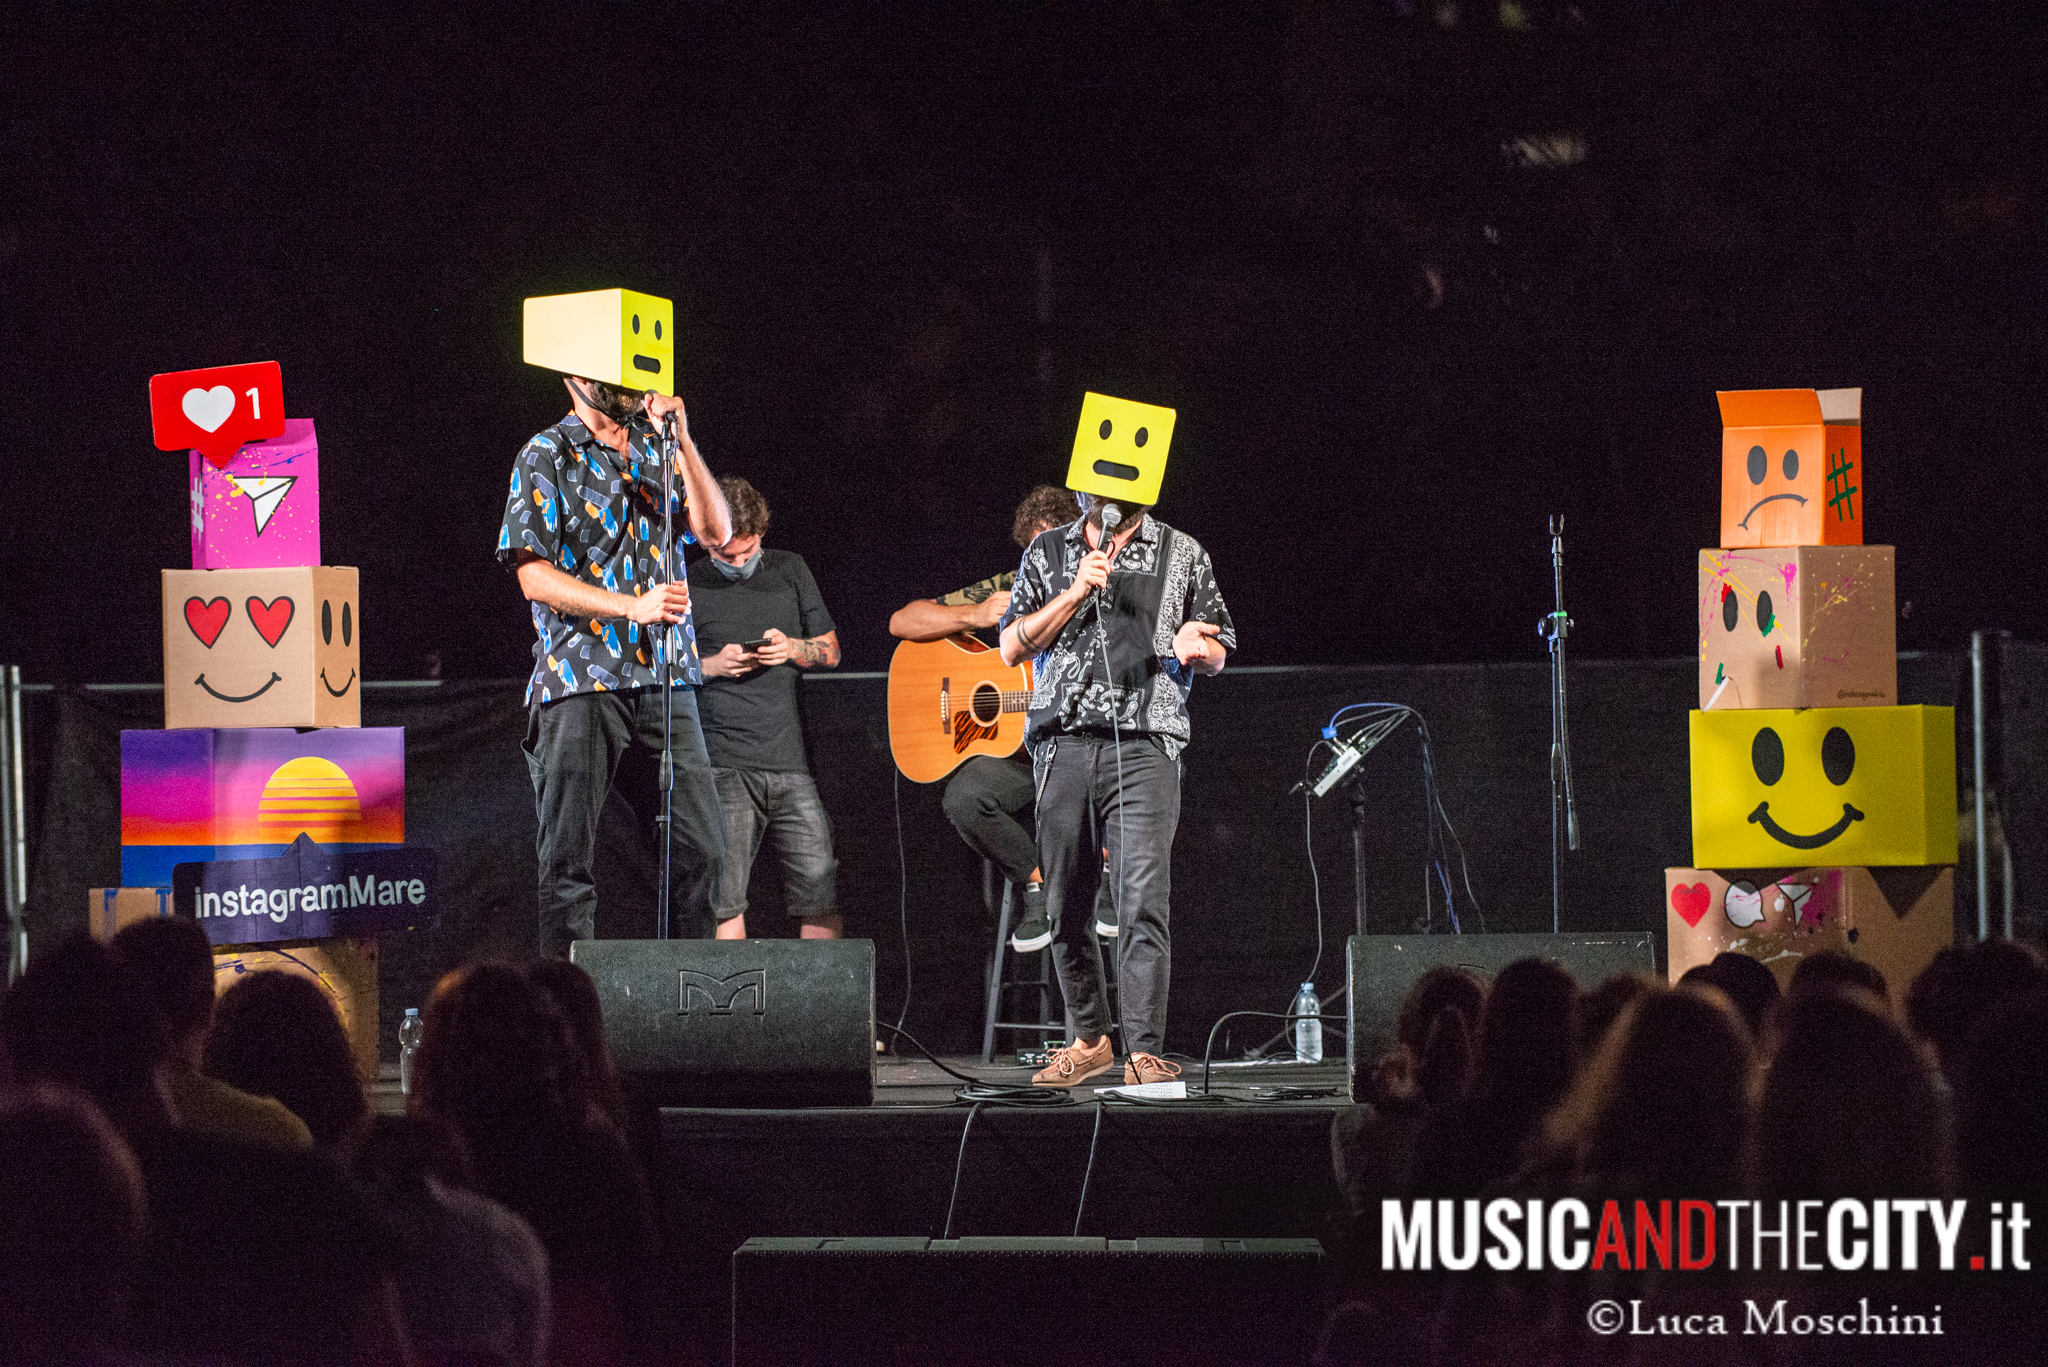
<box><xmin>28</xmin><ymin>648</ymin><xmax>2025</xmax><ymax>1063</ymax></box>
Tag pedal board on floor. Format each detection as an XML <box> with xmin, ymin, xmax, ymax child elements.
<box><xmin>1014</xmin><ymin>1041</ymin><xmax>1067</xmax><ymax>1067</ymax></box>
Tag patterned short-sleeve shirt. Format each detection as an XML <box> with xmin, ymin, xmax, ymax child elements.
<box><xmin>998</xmin><ymin>515</ymin><xmax>1235</xmax><ymax>757</ymax></box>
<box><xmin>496</xmin><ymin>414</ymin><xmax>702</xmax><ymax>705</ymax></box>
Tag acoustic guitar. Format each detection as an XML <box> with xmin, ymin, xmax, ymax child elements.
<box><xmin>887</xmin><ymin>635</ymin><xmax>1034</xmax><ymax>784</ymax></box>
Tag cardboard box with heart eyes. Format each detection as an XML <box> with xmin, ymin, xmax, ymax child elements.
<box><xmin>162</xmin><ymin>567</ymin><xmax>361</xmax><ymax>728</ymax></box>
<box><xmin>1665</xmin><ymin>866</ymin><xmax>1952</xmax><ymax>1013</ymax></box>
<box><xmin>189</xmin><ymin>418</ymin><xmax>321</xmax><ymax>569</ymax></box>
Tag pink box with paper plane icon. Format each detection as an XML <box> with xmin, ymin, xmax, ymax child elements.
<box><xmin>189</xmin><ymin>418</ymin><xmax>321</xmax><ymax>569</ymax></box>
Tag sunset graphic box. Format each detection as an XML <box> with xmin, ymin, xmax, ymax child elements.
<box><xmin>120</xmin><ymin>727</ymin><xmax>404</xmax><ymax>886</ymax></box>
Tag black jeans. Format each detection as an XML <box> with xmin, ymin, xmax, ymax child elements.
<box><xmin>1034</xmin><ymin>734</ymin><xmax>1181</xmax><ymax>1057</ymax></box>
<box><xmin>941</xmin><ymin>755</ymin><xmax>1039</xmax><ymax>888</ymax></box>
<box><xmin>524</xmin><ymin>687</ymin><xmax>725</xmax><ymax>955</ymax></box>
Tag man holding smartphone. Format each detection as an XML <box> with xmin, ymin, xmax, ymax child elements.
<box><xmin>690</xmin><ymin>476</ymin><xmax>844</xmax><ymax>940</ymax></box>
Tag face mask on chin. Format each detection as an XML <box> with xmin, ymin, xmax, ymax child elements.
<box><xmin>712</xmin><ymin>549</ymin><xmax>762</xmax><ymax>580</ymax></box>
<box><xmin>575</xmin><ymin>379</ymin><xmax>643</xmax><ymax>426</ymax></box>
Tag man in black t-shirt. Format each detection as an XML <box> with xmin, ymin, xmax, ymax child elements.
<box><xmin>691</xmin><ymin>477</ymin><xmax>844</xmax><ymax>940</ymax></box>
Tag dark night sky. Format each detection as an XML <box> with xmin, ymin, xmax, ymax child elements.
<box><xmin>4</xmin><ymin>1</ymin><xmax>2043</xmax><ymax>684</ymax></box>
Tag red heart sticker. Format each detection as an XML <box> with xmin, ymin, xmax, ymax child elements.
<box><xmin>246</xmin><ymin>596</ymin><xmax>295</xmax><ymax>647</ymax></box>
<box><xmin>184</xmin><ymin>597</ymin><xmax>231</xmax><ymax>647</ymax></box>
<box><xmin>1671</xmin><ymin>882</ymin><xmax>1712</xmax><ymax>927</ymax></box>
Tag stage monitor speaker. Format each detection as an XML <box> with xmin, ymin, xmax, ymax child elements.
<box><xmin>570</xmin><ymin>938</ymin><xmax>875</xmax><ymax>1108</ymax></box>
<box><xmin>1345</xmin><ymin>932</ymin><xmax>1658</xmax><ymax>1098</ymax></box>
<box><xmin>732</xmin><ymin>1236</ymin><xmax>1324</xmax><ymax>1367</ymax></box>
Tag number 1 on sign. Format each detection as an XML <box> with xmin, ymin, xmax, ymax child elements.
<box><xmin>246</xmin><ymin>387</ymin><xmax>261</xmax><ymax>419</ymax></box>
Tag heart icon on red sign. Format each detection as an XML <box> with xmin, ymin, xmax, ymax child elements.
<box><xmin>246</xmin><ymin>596</ymin><xmax>295</xmax><ymax>647</ymax></box>
<box><xmin>184</xmin><ymin>597</ymin><xmax>231</xmax><ymax>647</ymax></box>
<box><xmin>1671</xmin><ymin>882</ymin><xmax>1712</xmax><ymax>927</ymax></box>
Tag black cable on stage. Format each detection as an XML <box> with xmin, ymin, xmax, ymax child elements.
<box><xmin>876</xmin><ymin>1022</ymin><xmax>1075</xmax><ymax>1107</ymax></box>
<box><xmin>941</xmin><ymin>1101</ymin><xmax>981</xmax><ymax>1239</ymax></box>
<box><xmin>890</xmin><ymin>767</ymin><xmax>912</xmax><ymax>1047</ymax></box>
<box><xmin>1072</xmin><ymin>1097</ymin><xmax>1105</xmax><ymax>1236</ymax></box>
<box><xmin>1197</xmin><ymin>1009</ymin><xmax>1346</xmax><ymax>1099</ymax></box>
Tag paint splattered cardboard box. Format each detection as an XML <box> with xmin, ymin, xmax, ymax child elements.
<box><xmin>1697</xmin><ymin>546</ymin><xmax>1896</xmax><ymax>711</ymax></box>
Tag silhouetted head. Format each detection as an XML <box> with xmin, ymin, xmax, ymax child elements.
<box><xmin>1907</xmin><ymin>939</ymin><xmax>2048</xmax><ymax>1083</ymax></box>
<box><xmin>205</xmin><ymin>970</ymin><xmax>368</xmax><ymax>1149</ymax></box>
<box><xmin>111</xmin><ymin>916</ymin><xmax>218</xmax><ymax>1061</ymax></box>
<box><xmin>1550</xmin><ymin>987</ymin><xmax>1754</xmax><ymax>1192</ymax></box>
<box><xmin>1697</xmin><ymin>952</ymin><xmax>1783</xmax><ymax>1036</ymax></box>
<box><xmin>1956</xmin><ymin>988</ymin><xmax>2048</xmax><ymax>1193</ymax></box>
<box><xmin>1</xmin><ymin>933</ymin><xmax>170</xmax><ymax>1137</ymax></box>
<box><xmin>1759</xmin><ymin>985</ymin><xmax>1948</xmax><ymax>1197</ymax></box>
<box><xmin>1789</xmin><ymin>951</ymin><xmax>1888</xmax><ymax>1005</ymax></box>
<box><xmin>412</xmin><ymin>962</ymin><xmax>591</xmax><ymax>1149</ymax></box>
<box><xmin>524</xmin><ymin>958</ymin><xmax>625</xmax><ymax>1129</ymax></box>
<box><xmin>1574</xmin><ymin>972</ymin><xmax>1656</xmax><ymax>1060</ymax></box>
<box><xmin>0</xmin><ymin>1086</ymin><xmax>148</xmax><ymax>1354</ymax></box>
<box><xmin>1472</xmin><ymin>958</ymin><xmax>1577</xmax><ymax>1118</ymax></box>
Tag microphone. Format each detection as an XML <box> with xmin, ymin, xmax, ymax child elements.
<box><xmin>1092</xmin><ymin>503</ymin><xmax>1123</xmax><ymax>604</ymax></box>
<box><xmin>1293</xmin><ymin>735</ymin><xmax>1366</xmax><ymax>799</ymax></box>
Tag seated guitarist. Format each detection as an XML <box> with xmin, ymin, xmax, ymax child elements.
<box><xmin>889</xmin><ymin>485</ymin><xmax>1107</xmax><ymax>952</ymax></box>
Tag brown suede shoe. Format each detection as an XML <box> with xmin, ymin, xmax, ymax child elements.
<box><xmin>1032</xmin><ymin>1036</ymin><xmax>1115</xmax><ymax>1087</ymax></box>
<box><xmin>1123</xmin><ymin>1053</ymin><xmax>1182</xmax><ymax>1086</ymax></box>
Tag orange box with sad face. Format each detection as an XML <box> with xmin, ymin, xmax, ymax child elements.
<box><xmin>1717</xmin><ymin>388</ymin><xmax>1862</xmax><ymax>548</ymax></box>
<box><xmin>162</xmin><ymin>567</ymin><xmax>360</xmax><ymax>728</ymax></box>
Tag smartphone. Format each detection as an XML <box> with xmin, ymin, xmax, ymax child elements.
<box><xmin>740</xmin><ymin>638</ymin><xmax>773</xmax><ymax>652</ymax></box>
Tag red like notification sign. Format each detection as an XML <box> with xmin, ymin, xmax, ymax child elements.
<box><xmin>149</xmin><ymin>361</ymin><xmax>286</xmax><ymax>466</ymax></box>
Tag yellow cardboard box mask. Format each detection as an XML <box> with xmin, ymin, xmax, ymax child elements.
<box><xmin>1066</xmin><ymin>392</ymin><xmax>1175</xmax><ymax>506</ymax></box>
<box><xmin>523</xmin><ymin>289</ymin><xmax>674</xmax><ymax>396</ymax></box>
<box><xmin>1689</xmin><ymin>704</ymin><xmax>1956</xmax><ymax>867</ymax></box>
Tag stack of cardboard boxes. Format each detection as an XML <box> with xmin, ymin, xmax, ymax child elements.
<box><xmin>94</xmin><ymin>415</ymin><xmax>406</xmax><ymax>1080</ymax></box>
<box><xmin>1666</xmin><ymin>389</ymin><xmax>1958</xmax><ymax>1009</ymax></box>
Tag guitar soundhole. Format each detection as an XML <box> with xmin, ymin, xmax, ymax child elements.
<box><xmin>970</xmin><ymin>683</ymin><xmax>1002</xmax><ymax>724</ymax></box>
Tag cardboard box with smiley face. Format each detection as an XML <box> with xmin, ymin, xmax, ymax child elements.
<box><xmin>1718</xmin><ymin>388</ymin><xmax>1862</xmax><ymax>549</ymax></box>
<box><xmin>189</xmin><ymin>418</ymin><xmax>321</xmax><ymax>570</ymax></box>
<box><xmin>1066</xmin><ymin>392</ymin><xmax>1176</xmax><ymax>507</ymax></box>
<box><xmin>523</xmin><ymin>288</ymin><xmax>674</xmax><ymax>396</ymax></box>
<box><xmin>1665</xmin><ymin>865</ymin><xmax>1952</xmax><ymax>1013</ymax></box>
<box><xmin>1689</xmin><ymin>704</ymin><xmax>1957</xmax><ymax>868</ymax></box>
<box><xmin>161</xmin><ymin>567</ymin><xmax>361</xmax><ymax>729</ymax></box>
<box><xmin>1698</xmin><ymin>546</ymin><xmax>1896</xmax><ymax>711</ymax></box>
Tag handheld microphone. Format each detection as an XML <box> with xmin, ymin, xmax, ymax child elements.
<box><xmin>1092</xmin><ymin>503</ymin><xmax>1123</xmax><ymax>605</ymax></box>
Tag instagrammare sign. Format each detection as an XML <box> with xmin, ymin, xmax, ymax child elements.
<box><xmin>173</xmin><ymin>833</ymin><xmax>438</xmax><ymax>945</ymax></box>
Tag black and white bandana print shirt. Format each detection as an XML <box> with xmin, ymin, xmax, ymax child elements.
<box><xmin>998</xmin><ymin>515</ymin><xmax>1235</xmax><ymax>759</ymax></box>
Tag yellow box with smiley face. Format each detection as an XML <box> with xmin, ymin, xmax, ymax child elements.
<box><xmin>523</xmin><ymin>288</ymin><xmax>674</xmax><ymax>396</ymax></box>
<box><xmin>1066</xmin><ymin>392</ymin><xmax>1175</xmax><ymax>506</ymax></box>
<box><xmin>1689</xmin><ymin>704</ymin><xmax>1956</xmax><ymax>867</ymax></box>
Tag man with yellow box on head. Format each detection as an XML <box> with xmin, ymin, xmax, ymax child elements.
<box><xmin>499</xmin><ymin>289</ymin><xmax>733</xmax><ymax>954</ymax></box>
<box><xmin>999</xmin><ymin>392</ymin><xmax>1235</xmax><ymax>1090</ymax></box>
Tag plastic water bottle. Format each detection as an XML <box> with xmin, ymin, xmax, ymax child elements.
<box><xmin>1292</xmin><ymin>983</ymin><xmax>1324</xmax><ymax>1064</ymax></box>
<box><xmin>399</xmin><ymin>1008</ymin><xmax>423</xmax><ymax>1094</ymax></box>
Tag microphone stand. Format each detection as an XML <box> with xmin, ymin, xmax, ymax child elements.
<box><xmin>1537</xmin><ymin>515</ymin><xmax>1580</xmax><ymax>935</ymax></box>
<box><xmin>655</xmin><ymin>408</ymin><xmax>680</xmax><ymax>941</ymax></box>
